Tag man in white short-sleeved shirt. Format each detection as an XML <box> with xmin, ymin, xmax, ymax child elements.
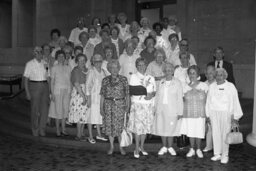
<box><xmin>24</xmin><ymin>46</ymin><xmax>50</xmax><ymax>137</ymax></box>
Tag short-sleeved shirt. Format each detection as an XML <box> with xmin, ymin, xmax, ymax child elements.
<box><xmin>69</xmin><ymin>27</ymin><xmax>88</xmax><ymax>45</ymax></box>
<box><xmin>100</xmin><ymin>75</ymin><xmax>129</xmax><ymax>99</ymax></box>
<box><xmin>71</xmin><ymin>67</ymin><xmax>87</xmax><ymax>85</ymax></box>
<box><xmin>23</xmin><ymin>58</ymin><xmax>48</xmax><ymax>81</ymax></box>
<box><xmin>140</xmin><ymin>48</ymin><xmax>156</xmax><ymax>64</ymax></box>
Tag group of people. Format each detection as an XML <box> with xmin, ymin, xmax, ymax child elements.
<box><xmin>23</xmin><ymin>13</ymin><xmax>243</xmax><ymax>164</ymax></box>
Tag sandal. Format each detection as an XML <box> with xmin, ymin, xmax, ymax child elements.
<box><xmin>88</xmin><ymin>138</ymin><xmax>96</xmax><ymax>144</ymax></box>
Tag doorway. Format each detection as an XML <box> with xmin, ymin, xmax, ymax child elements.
<box><xmin>136</xmin><ymin>0</ymin><xmax>177</xmax><ymax>25</ymax></box>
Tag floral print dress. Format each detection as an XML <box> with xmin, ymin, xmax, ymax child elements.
<box><xmin>100</xmin><ymin>75</ymin><xmax>129</xmax><ymax>137</ymax></box>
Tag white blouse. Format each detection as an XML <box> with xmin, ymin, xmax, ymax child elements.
<box><xmin>206</xmin><ymin>81</ymin><xmax>243</xmax><ymax>120</ymax></box>
<box><xmin>129</xmin><ymin>72</ymin><xmax>156</xmax><ymax>104</ymax></box>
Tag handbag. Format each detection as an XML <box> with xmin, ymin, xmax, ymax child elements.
<box><xmin>225</xmin><ymin>127</ymin><xmax>243</xmax><ymax>145</ymax></box>
<box><xmin>120</xmin><ymin>113</ymin><xmax>133</xmax><ymax>147</ymax></box>
<box><xmin>129</xmin><ymin>85</ymin><xmax>147</xmax><ymax>96</ymax></box>
<box><xmin>177</xmin><ymin>135</ymin><xmax>190</xmax><ymax>148</ymax></box>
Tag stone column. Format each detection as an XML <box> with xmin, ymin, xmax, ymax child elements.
<box><xmin>246</xmin><ymin>40</ymin><xmax>256</xmax><ymax>147</ymax></box>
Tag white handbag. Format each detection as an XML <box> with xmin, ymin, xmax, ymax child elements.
<box><xmin>120</xmin><ymin>113</ymin><xmax>133</xmax><ymax>147</ymax></box>
<box><xmin>225</xmin><ymin>127</ymin><xmax>243</xmax><ymax>145</ymax></box>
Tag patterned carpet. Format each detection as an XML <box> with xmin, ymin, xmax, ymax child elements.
<box><xmin>0</xmin><ymin>134</ymin><xmax>256</xmax><ymax>171</ymax></box>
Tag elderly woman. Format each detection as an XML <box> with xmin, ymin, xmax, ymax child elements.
<box><xmin>152</xmin><ymin>62</ymin><xmax>183</xmax><ymax>156</ymax></box>
<box><xmin>206</xmin><ymin>68</ymin><xmax>243</xmax><ymax>164</ymax></box>
<box><xmin>108</xmin><ymin>14</ymin><xmax>118</xmax><ymax>28</ymax></box>
<box><xmin>49</xmin><ymin>50</ymin><xmax>71</xmax><ymax>136</ymax></box>
<box><xmin>88</xmin><ymin>26</ymin><xmax>101</xmax><ymax>47</ymax></box>
<box><xmin>77</xmin><ymin>31</ymin><xmax>94</xmax><ymax>68</ymax></box>
<box><xmin>127</xmin><ymin>57</ymin><xmax>156</xmax><ymax>159</ymax></box>
<box><xmin>86</xmin><ymin>54</ymin><xmax>107</xmax><ymax>144</ymax></box>
<box><xmin>51</xmin><ymin>36</ymin><xmax>68</xmax><ymax>58</ymax></box>
<box><xmin>100</xmin><ymin>59</ymin><xmax>130</xmax><ymax>155</ymax></box>
<box><xmin>68</xmin><ymin>17</ymin><xmax>88</xmax><ymax>46</ymax></box>
<box><xmin>49</xmin><ymin>29</ymin><xmax>61</xmax><ymax>49</ymax></box>
<box><xmin>138</xmin><ymin>17</ymin><xmax>151</xmax><ymax>43</ymax></box>
<box><xmin>68</xmin><ymin>54</ymin><xmax>89</xmax><ymax>141</ymax></box>
<box><xmin>119</xmin><ymin>39</ymin><xmax>140</xmax><ymax>82</ymax></box>
<box><xmin>203</xmin><ymin>65</ymin><xmax>216</xmax><ymax>152</ymax></box>
<box><xmin>180</xmin><ymin>65</ymin><xmax>208</xmax><ymax>158</ymax></box>
<box><xmin>174</xmin><ymin>51</ymin><xmax>190</xmax><ymax>90</ymax></box>
<box><xmin>102</xmin><ymin>47</ymin><xmax>114</xmax><ymax>76</ymax></box>
<box><xmin>117</xmin><ymin>13</ymin><xmax>130</xmax><ymax>42</ymax></box>
<box><xmin>93</xmin><ymin>29</ymin><xmax>118</xmax><ymax>60</ymax></box>
<box><xmin>110</xmin><ymin>26</ymin><xmax>125</xmax><ymax>58</ymax></box>
<box><xmin>140</xmin><ymin>36</ymin><xmax>157</xmax><ymax>64</ymax></box>
<box><xmin>166</xmin><ymin>33</ymin><xmax>180</xmax><ymax>67</ymax></box>
<box><xmin>146</xmin><ymin>48</ymin><xmax>166</xmax><ymax>90</ymax></box>
<box><xmin>91</xmin><ymin>17</ymin><xmax>101</xmax><ymax>34</ymax></box>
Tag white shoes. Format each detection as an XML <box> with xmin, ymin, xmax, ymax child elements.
<box><xmin>158</xmin><ymin>147</ymin><xmax>168</xmax><ymax>155</ymax></box>
<box><xmin>196</xmin><ymin>149</ymin><xmax>203</xmax><ymax>158</ymax></box>
<box><xmin>186</xmin><ymin>148</ymin><xmax>195</xmax><ymax>157</ymax></box>
<box><xmin>139</xmin><ymin>148</ymin><xmax>148</xmax><ymax>156</ymax></box>
<box><xmin>211</xmin><ymin>154</ymin><xmax>222</xmax><ymax>161</ymax></box>
<box><xmin>221</xmin><ymin>156</ymin><xmax>229</xmax><ymax>164</ymax></box>
<box><xmin>168</xmin><ymin>147</ymin><xmax>177</xmax><ymax>156</ymax></box>
<box><xmin>203</xmin><ymin>147</ymin><xmax>213</xmax><ymax>152</ymax></box>
<box><xmin>134</xmin><ymin>151</ymin><xmax>140</xmax><ymax>159</ymax></box>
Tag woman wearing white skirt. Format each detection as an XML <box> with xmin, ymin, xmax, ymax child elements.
<box><xmin>127</xmin><ymin>57</ymin><xmax>156</xmax><ymax>159</ymax></box>
<box><xmin>206</xmin><ymin>68</ymin><xmax>243</xmax><ymax>164</ymax></box>
<box><xmin>152</xmin><ymin>62</ymin><xmax>183</xmax><ymax>156</ymax></box>
<box><xmin>180</xmin><ymin>65</ymin><xmax>208</xmax><ymax>158</ymax></box>
<box><xmin>86</xmin><ymin>54</ymin><xmax>108</xmax><ymax>144</ymax></box>
<box><xmin>49</xmin><ymin>50</ymin><xmax>71</xmax><ymax>137</ymax></box>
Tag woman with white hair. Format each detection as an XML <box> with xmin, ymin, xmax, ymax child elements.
<box><xmin>51</xmin><ymin>36</ymin><xmax>68</xmax><ymax>58</ymax></box>
<box><xmin>119</xmin><ymin>39</ymin><xmax>140</xmax><ymax>82</ymax></box>
<box><xmin>146</xmin><ymin>48</ymin><xmax>166</xmax><ymax>90</ymax></box>
<box><xmin>152</xmin><ymin>62</ymin><xmax>183</xmax><ymax>156</ymax></box>
<box><xmin>127</xmin><ymin>57</ymin><xmax>156</xmax><ymax>159</ymax></box>
<box><xmin>85</xmin><ymin>54</ymin><xmax>107</xmax><ymax>144</ymax></box>
<box><xmin>100</xmin><ymin>59</ymin><xmax>130</xmax><ymax>155</ymax></box>
<box><xmin>138</xmin><ymin>17</ymin><xmax>151</xmax><ymax>43</ymax></box>
<box><xmin>206</xmin><ymin>68</ymin><xmax>243</xmax><ymax>164</ymax></box>
<box><xmin>117</xmin><ymin>13</ymin><xmax>130</xmax><ymax>42</ymax></box>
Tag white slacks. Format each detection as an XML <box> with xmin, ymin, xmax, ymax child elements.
<box><xmin>210</xmin><ymin>111</ymin><xmax>231</xmax><ymax>156</ymax></box>
<box><xmin>205</xmin><ymin>123</ymin><xmax>213</xmax><ymax>149</ymax></box>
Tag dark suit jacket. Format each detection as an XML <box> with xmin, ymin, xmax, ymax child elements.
<box><xmin>208</xmin><ymin>60</ymin><xmax>236</xmax><ymax>85</ymax></box>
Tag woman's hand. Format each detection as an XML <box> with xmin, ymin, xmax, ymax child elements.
<box><xmin>206</xmin><ymin>117</ymin><xmax>211</xmax><ymax>124</ymax></box>
<box><xmin>82</xmin><ymin>96</ymin><xmax>87</xmax><ymax>106</ymax></box>
<box><xmin>51</xmin><ymin>94</ymin><xmax>55</xmax><ymax>102</ymax></box>
<box><xmin>100</xmin><ymin>108</ymin><xmax>104</xmax><ymax>116</ymax></box>
<box><xmin>144</xmin><ymin>92</ymin><xmax>156</xmax><ymax>100</ymax></box>
<box><xmin>231</xmin><ymin>119</ymin><xmax>239</xmax><ymax>130</ymax></box>
<box><xmin>87</xmin><ymin>96</ymin><xmax>91</xmax><ymax>108</ymax></box>
<box><xmin>177</xmin><ymin>115</ymin><xmax>183</xmax><ymax>120</ymax></box>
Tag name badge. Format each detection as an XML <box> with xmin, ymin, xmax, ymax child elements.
<box><xmin>219</xmin><ymin>88</ymin><xmax>224</xmax><ymax>90</ymax></box>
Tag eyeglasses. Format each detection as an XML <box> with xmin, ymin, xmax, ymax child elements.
<box><xmin>180</xmin><ymin>44</ymin><xmax>188</xmax><ymax>46</ymax></box>
<box><xmin>93</xmin><ymin>60</ymin><xmax>103</xmax><ymax>63</ymax></box>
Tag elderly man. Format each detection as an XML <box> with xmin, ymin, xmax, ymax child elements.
<box><xmin>207</xmin><ymin>47</ymin><xmax>236</xmax><ymax>85</ymax></box>
<box><xmin>24</xmin><ymin>46</ymin><xmax>50</xmax><ymax>137</ymax></box>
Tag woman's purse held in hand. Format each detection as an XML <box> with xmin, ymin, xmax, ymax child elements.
<box><xmin>120</xmin><ymin>113</ymin><xmax>133</xmax><ymax>147</ymax></box>
<box><xmin>225</xmin><ymin>126</ymin><xmax>243</xmax><ymax>145</ymax></box>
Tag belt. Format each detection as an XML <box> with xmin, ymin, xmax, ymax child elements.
<box><xmin>30</xmin><ymin>80</ymin><xmax>47</xmax><ymax>83</ymax></box>
<box><xmin>105</xmin><ymin>97</ymin><xmax>125</xmax><ymax>101</ymax></box>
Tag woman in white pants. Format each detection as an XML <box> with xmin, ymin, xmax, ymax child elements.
<box><xmin>206</xmin><ymin>68</ymin><xmax>243</xmax><ymax>164</ymax></box>
<box><xmin>203</xmin><ymin>65</ymin><xmax>216</xmax><ymax>152</ymax></box>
